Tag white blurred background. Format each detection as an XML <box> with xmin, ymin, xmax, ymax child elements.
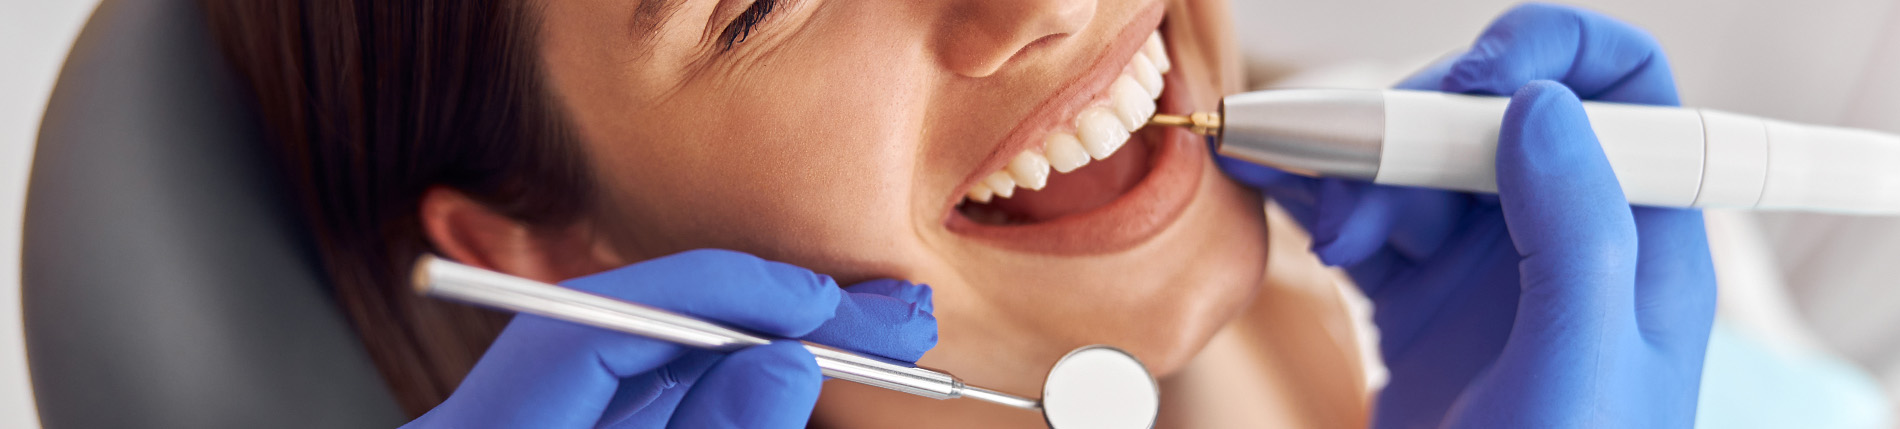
<box><xmin>4</xmin><ymin>0</ymin><xmax>1899</xmax><ymax>427</ymax></box>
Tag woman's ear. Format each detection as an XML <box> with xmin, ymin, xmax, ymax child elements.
<box><xmin>418</xmin><ymin>186</ymin><xmax>623</xmax><ymax>283</ymax></box>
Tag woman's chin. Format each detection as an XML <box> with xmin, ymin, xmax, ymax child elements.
<box><xmin>1104</xmin><ymin>160</ymin><xmax>1268</xmax><ymax>377</ymax></box>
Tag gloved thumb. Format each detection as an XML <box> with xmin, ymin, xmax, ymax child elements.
<box><xmin>1497</xmin><ymin>80</ymin><xmax>1638</xmax><ymax>314</ymax></box>
<box><xmin>664</xmin><ymin>341</ymin><xmax>822</xmax><ymax>429</ymax></box>
<box><xmin>1447</xmin><ymin>80</ymin><xmax>1643</xmax><ymax>426</ymax></box>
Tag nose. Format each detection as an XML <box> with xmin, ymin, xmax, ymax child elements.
<box><xmin>934</xmin><ymin>0</ymin><xmax>1096</xmax><ymax>78</ymax></box>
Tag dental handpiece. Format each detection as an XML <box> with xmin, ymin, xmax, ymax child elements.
<box><xmin>1151</xmin><ymin>88</ymin><xmax>1900</xmax><ymax>214</ymax></box>
<box><xmin>411</xmin><ymin>255</ymin><xmax>1040</xmax><ymax>411</ymax></box>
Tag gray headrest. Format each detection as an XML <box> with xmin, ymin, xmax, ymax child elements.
<box><xmin>22</xmin><ymin>0</ymin><xmax>404</xmax><ymax>426</ymax></box>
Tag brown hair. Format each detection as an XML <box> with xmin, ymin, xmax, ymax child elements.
<box><xmin>200</xmin><ymin>0</ymin><xmax>592</xmax><ymax>415</ymax></box>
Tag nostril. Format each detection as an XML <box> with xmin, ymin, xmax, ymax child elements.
<box><xmin>940</xmin><ymin>30</ymin><xmax>1071</xmax><ymax>78</ymax></box>
<box><xmin>1005</xmin><ymin>33</ymin><xmax>1071</xmax><ymax>66</ymax></box>
<box><xmin>935</xmin><ymin>0</ymin><xmax>1095</xmax><ymax>78</ymax></box>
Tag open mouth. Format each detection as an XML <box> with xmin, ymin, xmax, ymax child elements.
<box><xmin>959</xmin><ymin>31</ymin><xmax>1170</xmax><ymax>224</ymax></box>
<box><xmin>946</xmin><ymin>9</ymin><xmax>1206</xmax><ymax>255</ymax></box>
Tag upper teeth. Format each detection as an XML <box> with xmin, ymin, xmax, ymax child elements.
<box><xmin>966</xmin><ymin>31</ymin><xmax>1171</xmax><ymax>204</ymax></box>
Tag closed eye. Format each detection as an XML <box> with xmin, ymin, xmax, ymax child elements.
<box><xmin>719</xmin><ymin>0</ymin><xmax>779</xmax><ymax>51</ymax></box>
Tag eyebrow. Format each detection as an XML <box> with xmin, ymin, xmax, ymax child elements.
<box><xmin>629</xmin><ymin>0</ymin><xmax>688</xmax><ymax>48</ymax></box>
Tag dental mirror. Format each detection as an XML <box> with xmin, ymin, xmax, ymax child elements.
<box><xmin>1040</xmin><ymin>345</ymin><xmax>1161</xmax><ymax>429</ymax></box>
<box><xmin>414</xmin><ymin>255</ymin><xmax>1160</xmax><ymax>428</ymax></box>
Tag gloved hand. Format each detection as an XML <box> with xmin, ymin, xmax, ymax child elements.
<box><xmin>403</xmin><ymin>249</ymin><xmax>937</xmax><ymax>429</ymax></box>
<box><xmin>1219</xmin><ymin>4</ymin><xmax>1716</xmax><ymax>427</ymax></box>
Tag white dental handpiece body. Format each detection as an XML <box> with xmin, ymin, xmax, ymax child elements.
<box><xmin>1215</xmin><ymin>88</ymin><xmax>1900</xmax><ymax>214</ymax></box>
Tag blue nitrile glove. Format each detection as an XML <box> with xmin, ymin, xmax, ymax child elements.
<box><xmin>404</xmin><ymin>249</ymin><xmax>937</xmax><ymax>429</ymax></box>
<box><xmin>1219</xmin><ymin>4</ymin><xmax>1716</xmax><ymax>427</ymax></box>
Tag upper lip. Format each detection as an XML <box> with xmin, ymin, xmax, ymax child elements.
<box><xmin>940</xmin><ymin>3</ymin><xmax>1169</xmax><ymax>222</ymax></box>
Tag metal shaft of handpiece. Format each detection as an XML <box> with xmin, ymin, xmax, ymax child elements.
<box><xmin>413</xmin><ymin>255</ymin><xmax>1041</xmax><ymax>411</ymax></box>
<box><xmin>1148</xmin><ymin>112</ymin><xmax>1223</xmax><ymax>137</ymax></box>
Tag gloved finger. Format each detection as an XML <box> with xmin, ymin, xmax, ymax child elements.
<box><xmin>1451</xmin><ymin>80</ymin><xmax>1641</xmax><ymax>426</ymax></box>
<box><xmin>665</xmin><ymin>341</ymin><xmax>822</xmax><ymax>429</ymax></box>
<box><xmin>552</xmin><ymin>249</ymin><xmax>839</xmax><ymax>385</ymax></box>
<box><xmin>1220</xmin><ymin>143</ymin><xmax>1472</xmax><ymax>274</ymax></box>
<box><xmin>1217</xmin><ymin>160</ymin><xmax>1387</xmax><ymax>267</ymax></box>
<box><xmin>561</xmin><ymin>249</ymin><xmax>842</xmax><ymax>339</ymax></box>
<box><xmin>1307</xmin><ymin>179</ymin><xmax>1396</xmax><ymax>266</ymax></box>
<box><xmin>1444</xmin><ymin>3</ymin><xmax>1679</xmax><ymax>106</ymax></box>
<box><xmin>414</xmin><ymin>250</ymin><xmax>844</xmax><ymax>427</ymax></box>
<box><xmin>1393</xmin><ymin>50</ymin><xmax>1464</xmax><ymax>91</ymax></box>
<box><xmin>1629</xmin><ymin>206</ymin><xmax>1716</xmax><ymax>356</ymax></box>
<box><xmin>1217</xmin><ymin>153</ymin><xmax>1406</xmax><ymax>266</ymax></box>
<box><xmin>411</xmin><ymin>314</ymin><xmax>689</xmax><ymax>428</ymax></box>
<box><xmin>1214</xmin><ymin>153</ymin><xmax>1322</xmax><ymax>209</ymax></box>
<box><xmin>800</xmin><ymin>279</ymin><xmax>939</xmax><ymax>363</ymax></box>
<box><xmin>1618</xmin><ymin>205</ymin><xmax>1718</xmax><ymax>419</ymax></box>
<box><xmin>601</xmin><ymin>281</ymin><xmax>940</xmax><ymax>427</ymax></box>
<box><xmin>595</xmin><ymin>351</ymin><xmax>723</xmax><ymax>428</ymax></box>
<box><xmin>837</xmin><ymin>278</ymin><xmax>933</xmax><ymax>313</ymax></box>
<box><xmin>1309</xmin><ymin>180</ymin><xmax>1475</xmax><ymax>267</ymax></box>
<box><xmin>1496</xmin><ymin>80</ymin><xmax>1639</xmax><ymax>349</ymax></box>
<box><xmin>1214</xmin><ymin>155</ymin><xmax>1326</xmax><ymax>245</ymax></box>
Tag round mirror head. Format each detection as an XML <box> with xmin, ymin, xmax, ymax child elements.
<box><xmin>1041</xmin><ymin>345</ymin><xmax>1159</xmax><ymax>429</ymax></box>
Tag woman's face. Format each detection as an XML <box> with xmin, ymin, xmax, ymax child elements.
<box><xmin>537</xmin><ymin>0</ymin><xmax>1263</xmax><ymax>410</ymax></box>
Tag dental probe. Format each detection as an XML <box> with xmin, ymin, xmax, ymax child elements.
<box><xmin>1150</xmin><ymin>88</ymin><xmax>1900</xmax><ymax>214</ymax></box>
<box><xmin>413</xmin><ymin>255</ymin><xmax>1162</xmax><ymax>428</ymax></box>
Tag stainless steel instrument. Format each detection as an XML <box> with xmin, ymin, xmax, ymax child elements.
<box><xmin>413</xmin><ymin>255</ymin><xmax>1160</xmax><ymax>428</ymax></box>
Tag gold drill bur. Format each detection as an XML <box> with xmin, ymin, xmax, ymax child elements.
<box><xmin>1148</xmin><ymin>112</ymin><xmax>1223</xmax><ymax>137</ymax></box>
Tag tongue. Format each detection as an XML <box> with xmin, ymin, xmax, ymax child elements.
<box><xmin>987</xmin><ymin>130</ymin><xmax>1155</xmax><ymax>222</ymax></box>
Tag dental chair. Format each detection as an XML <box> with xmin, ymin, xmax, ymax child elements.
<box><xmin>22</xmin><ymin>0</ymin><xmax>406</xmax><ymax>426</ymax></box>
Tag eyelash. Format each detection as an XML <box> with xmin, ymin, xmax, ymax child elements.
<box><xmin>720</xmin><ymin>0</ymin><xmax>779</xmax><ymax>51</ymax></box>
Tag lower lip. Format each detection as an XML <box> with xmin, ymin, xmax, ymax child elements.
<box><xmin>945</xmin><ymin>69</ymin><xmax>1206</xmax><ymax>255</ymax></box>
